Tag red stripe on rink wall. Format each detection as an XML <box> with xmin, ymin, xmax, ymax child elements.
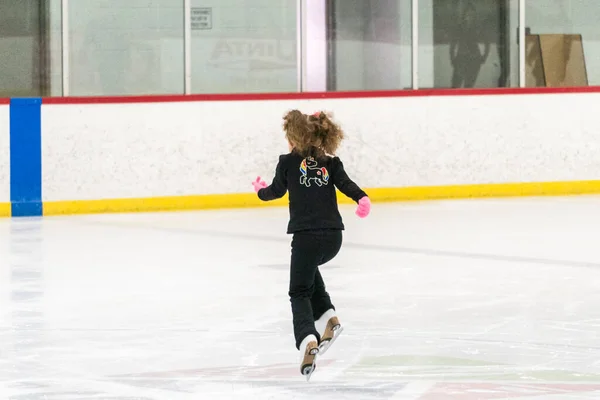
<box><xmin>0</xmin><ymin>98</ymin><xmax>10</xmax><ymax>105</ymax></box>
<box><xmin>40</xmin><ymin>86</ymin><xmax>600</xmax><ymax>105</ymax></box>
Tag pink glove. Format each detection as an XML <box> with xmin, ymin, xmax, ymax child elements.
<box><xmin>252</xmin><ymin>176</ymin><xmax>268</xmax><ymax>193</ymax></box>
<box><xmin>356</xmin><ymin>196</ymin><xmax>371</xmax><ymax>218</ymax></box>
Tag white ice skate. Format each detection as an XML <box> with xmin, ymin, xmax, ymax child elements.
<box><xmin>299</xmin><ymin>334</ymin><xmax>319</xmax><ymax>381</ymax></box>
<box><xmin>316</xmin><ymin>309</ymin><xmax>343</xmax><ymax>356</ymax></box>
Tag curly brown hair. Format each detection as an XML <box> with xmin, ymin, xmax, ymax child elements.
<box><xmin>283</xmin><ymin>110</ymin><xmax>344</xmax><ymax>158</ymax></box>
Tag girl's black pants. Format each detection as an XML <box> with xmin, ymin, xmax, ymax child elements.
<box><xmin>289</xmin><ymin>229</ymin><xmax>342</xmax><ymax>349</ymax></box>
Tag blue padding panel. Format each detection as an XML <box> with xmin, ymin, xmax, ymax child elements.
<box><xmin>10</xmin><ymin>98</ymin><xmax>42</xmax><ymax>217</ymax></box>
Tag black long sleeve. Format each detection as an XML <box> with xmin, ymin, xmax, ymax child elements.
<box><xmin>331</xmin><ymin>157</ymin><xmax>367</xmax><ymax>203</ymax></box>
<box><xmin>258</xmin><ymin>155</ymin><xmax>288</xmax><ymax>201</ymax></box>
<box><xmin>256</xmin><ymin>152</ymin><xmax>367</xmax><ymax>233</ymax></box>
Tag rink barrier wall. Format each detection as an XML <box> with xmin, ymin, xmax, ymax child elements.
<box><xmin>3</xmin><ymin>86</ymin><xmax>600</xmax><ymax>217</ymax></box>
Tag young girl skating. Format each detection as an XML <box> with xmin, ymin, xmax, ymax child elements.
<box><xmin>251</xmin><ymin>110</ymin><xmax>371</xmax><ymax>379</ymax></box>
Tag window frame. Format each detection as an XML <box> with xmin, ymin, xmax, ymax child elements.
<box><xmin>55</xmin><ymin>0</ymin><xmax>531</xmax><ymax>96</ymax></box>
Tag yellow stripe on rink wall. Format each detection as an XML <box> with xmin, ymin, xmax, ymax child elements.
<box><xmin>363</xmin><ymin>180</ymin><xmax>600</xmax><ymax>202</ymax></box>
<box><xmin>43</xmin><ymin>193</ymin><xmax>289</xmax><ymax>216</ymax></box>
<box><xmin>0</xmin><ymin>203</ymin><xmax>10</xmax><ymax>217</ymax></box>
<box><xmin>40</xmin><ymin>180</ymin><xmax>600</xmax><ymax>216</ymax></box>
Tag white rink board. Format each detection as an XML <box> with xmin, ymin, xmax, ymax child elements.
<box><xmin>41</xmin><ymin>93</ymin><xmax>600</xmax><ymax>202</ymax></box>
<box><xmin>0</xmin><ymin>105</ymin><xmax>9</xmax><ymax>203</ymax></box>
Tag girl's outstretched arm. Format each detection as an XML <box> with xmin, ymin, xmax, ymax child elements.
<box><xmin>256</xmin><ymin>155</ymin><xmax>288</xmax><ymax>201</ymax></box>
<box><xmin>332</xmin><ymin>157</ymin><xmax>370</xmax><ymax>218</ymax></box>
<box><xmin>332</xmin><ymin>157</ymin><xmax>367</xmax><ymax>202</ymax></box>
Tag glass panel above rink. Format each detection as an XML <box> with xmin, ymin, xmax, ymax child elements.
<box><xmin>68</xmin><ymin>0</ymin><xmax>185</xmax><ymax>96</ymax></box>
<box><xmin>525</xmin><ymin>1</ymin><xmax>596</xmax><ymax>87</ymax></box>
<box><xmin>418</xmin><ymin>0</ymin><xmax>520</xmax><ymax>89</ymax></box>
<box><xmin>0</xmin><ymin>0</ymin><xmax>62</xmax><ymax>97</ymax></box>
<box><xmin>326</xmin><ymin>0</ymin><xmax>413</xmax><ymax>91</ymax></box>
<box><xmin>2</xmin><ymin>0</ymin><xmax>599</xmax><ymax>98</ymax></box>
<box><xmin>190</xmin><ymin>0</ymin><xmax>298</xmax><ymax>94</ymax></box>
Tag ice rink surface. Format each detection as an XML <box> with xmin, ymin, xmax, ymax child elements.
<box><xmin>2</xmin><ymin>196</ymin><xmax>600</xmax><ymax>399</ymax></box>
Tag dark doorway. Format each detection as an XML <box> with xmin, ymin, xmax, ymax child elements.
<box><xmin>0</xmin><ymin>0</ymin><xmax>51</xmax><ymax>97</ymax></box>
<box><xmin>433</xmin><ymin>0</ymin><xmax>511</xmax><ymax>88</ymax></box>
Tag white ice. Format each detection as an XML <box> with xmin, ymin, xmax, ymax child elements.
<box><xmin>2</xmin><ymin>196</ymin><xmax>600</xmax><ymax>399</ymax></box>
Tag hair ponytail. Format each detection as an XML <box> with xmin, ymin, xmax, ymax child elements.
<box><xmin>283</xmin><ymin>110</ymin><xmax>344</xmax><ymax>157</ymax></box>
<box><xmin>308</xmin><ymin>111</ymin><xmax>344</xmax><ymax>156</ymax></box>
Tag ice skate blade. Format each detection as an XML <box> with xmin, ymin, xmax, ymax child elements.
<box><xmin>300</xmin><ymin>344</ymin><xmax>319</xmax><ymax>381</ymax></box>
<box><xmin>318</xmin><ymin>325</ymin><xmax>343</xmax><ymax>356</ymax></box>
<box><xmin>301</xmin><ymin>355</ymin><xmax>317</xmax><ymax>381</ymax></box>
<box><xmin>302</xmin><ymin>364</ymin><xmax>316</xmax><ymax>381</ymax></box>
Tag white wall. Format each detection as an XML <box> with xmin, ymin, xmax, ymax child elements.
<box><xmin>305</xmin><ymin>0</ymin><xmax>327</xmax><ymax>92</ymax></box>
<box><xmin>0</xmin><ymin>105</ymin><xmax>9</xmax><ymax>204</ymax></box>
<box><xmin>41</xmin><ymin>93</ymin><xmax>600</xmax><ymax>202</ymax></box>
